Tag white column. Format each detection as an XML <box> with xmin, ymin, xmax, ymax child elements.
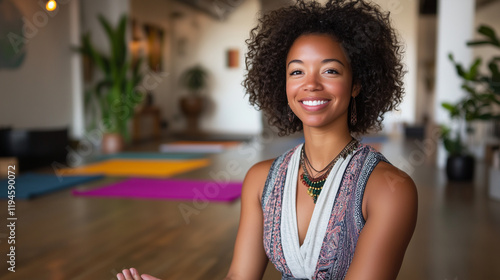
<box><xmin>434</xmin><ymin>0</ymin><xmax>476</xmax><ymax>167</ymax></box>
<box><xmin>372</xmin><ymin>0</ymin><xmax>419</xmax><ymax>135</ymax></box>
<box><xmin>69</xmin><ymin>0</ymin><xmax>84</xmax><ymax>139</ymax></box>
<box><xmin>381</xmin><ymin>0</ymin><xmax>419</xmax><ymax>126</ymax></box>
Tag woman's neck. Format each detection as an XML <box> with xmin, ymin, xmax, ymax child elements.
<box><xmin>302</xmin><ymin>124</ymin><xmax>353</xmax><ymax>170</ymax></box>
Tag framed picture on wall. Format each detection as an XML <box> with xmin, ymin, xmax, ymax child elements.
<box><xmin>227</xmin><ymin>48</ymin><xmax>239</xmax><ymax>68</ymax></box>
<box><xmin>143</xmin><ymin>23</ymin><xmax>165</xmax><ymax>72</ymax></box>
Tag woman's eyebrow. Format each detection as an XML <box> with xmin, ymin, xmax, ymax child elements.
<box><xmin>322</xmin><ymin>58</ymin><xmax>344</xmax><ymax>66</ymax></box>
<box><xmin>287</xmin><ymin>58</ymin><xmax>345</xmax><ymax>67</ymax></box>
<box><xmin>287</xmin><ymin>59</ymin><xmax>303</xmax><ymax>67</ymax></box>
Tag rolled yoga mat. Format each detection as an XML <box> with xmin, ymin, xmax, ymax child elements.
<box><xmin>159</xmin><ymin>141</ymin><xmax>243</xmax><ymax>153</ymax></box>
<box><xmin>72</xmin><ymin>177</ymin><xmax>243</xmax><ymax>202</ymax></box>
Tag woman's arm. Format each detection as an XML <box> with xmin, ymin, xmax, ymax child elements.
<box><xmin>345</xmin><ymin>161</ymin><xmax>418</xmax><ymax>280</ymax></box>
<box><xmin>224</xmin><ymin>160</ymin><xmax>274</xmax><ymax>280</ymax></box>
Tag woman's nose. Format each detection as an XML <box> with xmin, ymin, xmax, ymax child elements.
<box><xmin>303</xmin><ymin>73</ymin><xmax>322</xmax><ymax>92</ymax></box>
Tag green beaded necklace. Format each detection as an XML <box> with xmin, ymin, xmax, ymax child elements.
<box><xmin>300</xmin><ymin>139</ymin><xmax>359</xmax><ymax>203</ymax></box>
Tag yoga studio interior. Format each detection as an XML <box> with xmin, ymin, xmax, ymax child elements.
<box><xmin>1</xmin><ymin>0</ymin><xmax>500</xmax><ymax>279</ymax></box>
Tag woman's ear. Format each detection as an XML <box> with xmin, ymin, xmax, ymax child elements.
<box><xmin>352</xmin><ymin>83</ymin><xmax>361</xmax><ymax>98</ymax></box>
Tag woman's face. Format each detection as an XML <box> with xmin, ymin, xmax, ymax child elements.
<box><xmin>286</xmin><ymin>34</ymin><xmax>358</xmax><ymax>131</ymax></box>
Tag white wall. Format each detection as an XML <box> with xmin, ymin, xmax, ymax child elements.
<box><xmin>0</xmin><ymin>0</ymin><xmax>131</xmax><ymax>140</ymax></box>
<box><xmin>191</xmin><ymin>0</ymin><xmax>262</xmax><ymax>134</ymax></box>
<box><xmin>0</xmin><ymin>0</ymin><xmax>75</xmax><ymax>131</ymax></box>
<box><xmin>130</xmin><ymin>0</ymin><xmax>173</xmax><ymax>132</ymax></box>
<box><xmin>375</xmin><ymin>0</ymin><xmax>419</xmax><ymax>134</ymax></box>
<box><xmin>130</xmin><ymin>0</ymin><xmax>263</xmax><ymax>135</ymax></box>
<box><xmin>164</xmin><ymin>0</ymin><xmax>263</xmax><ymax>135</ymax></box>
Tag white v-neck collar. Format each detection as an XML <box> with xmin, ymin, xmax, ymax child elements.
<box><xmin>281</xmin><ymin>143</ymin><xmax>353</xmax><ymax>279</ymax></box>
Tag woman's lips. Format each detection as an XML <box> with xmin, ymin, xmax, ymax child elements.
<box><xmin>299</xmin><ymin>99</ymin><xmax>330</xmax><ymax>111</ymax></box>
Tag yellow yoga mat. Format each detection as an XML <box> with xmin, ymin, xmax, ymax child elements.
<box><xmin>59</xmin><ymin>158</ymin><xmax>210</xmax><ymax>177</ymax></box>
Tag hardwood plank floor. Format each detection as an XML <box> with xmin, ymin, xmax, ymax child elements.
<box><xmin>1</xmin><ymin>133</ymin><xmax>499</xmax><ymax>280</ymax></box>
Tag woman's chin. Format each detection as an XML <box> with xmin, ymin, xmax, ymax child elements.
<box><xmin>302</xmin><ymin>122</ymin><xmax>333</xmax><ymax>130</ymax></box>
<box><xmin>301</xmin><ymin>117</ymin><xmax>348</xmax><ymax>131</ymax></box>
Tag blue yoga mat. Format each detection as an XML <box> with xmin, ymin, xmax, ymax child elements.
<box><xmin>1</xmin><ymin>173</ymin><xmax>104</xmax><ymax>199</ymax></box>
<box><xmin>93</xmin><ymin>152</ymin><xmax>206</xmax><ymax>162</ymax></box>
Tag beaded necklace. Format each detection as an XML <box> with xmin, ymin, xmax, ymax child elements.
<box><xmin>300</xmin><ymin>138</ymin><xmax>359</xmax><ymax>203</ymax></box>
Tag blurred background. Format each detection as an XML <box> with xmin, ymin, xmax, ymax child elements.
<box><xmin>0</xmin><ymin>0</ymin><xmax>499</xmax><ymax>279</ymax></box>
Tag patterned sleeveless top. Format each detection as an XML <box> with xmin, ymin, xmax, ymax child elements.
<box><xmin>261</xmin><ymin>143</ymin><xmax>388</xmax><ymax>279</ymax></box>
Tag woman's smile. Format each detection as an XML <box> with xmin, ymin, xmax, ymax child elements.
<box><xmin>299</xmin><ymin>98</ymin><xmax>331</xmax><ymax>111</ymax></box>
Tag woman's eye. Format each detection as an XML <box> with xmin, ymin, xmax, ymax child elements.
<box><xmin>290</xmin><ymin>70</ymin><xmax>303</xmax><ymax>75</ymax></box>
<box><xmin>325</xmin><ymin>69</ymin><xmax>339</xmax><ymax>74</ymax></box>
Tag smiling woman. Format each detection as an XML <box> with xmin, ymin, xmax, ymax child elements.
<box><xmin>225</xmin><ymin>0</ymin><xmax>416</xmax><ymax>279</ymax></box>
<box><xmin>118</xmin><ymin>1</ymin><xmax>416</xmax><ymax>280</ymax></box>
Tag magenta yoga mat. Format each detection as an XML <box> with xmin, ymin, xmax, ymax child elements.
<box><xmin>72</xmin><ymin>178</ymin><xmax>243</xmax><ymax>202</ymax></box>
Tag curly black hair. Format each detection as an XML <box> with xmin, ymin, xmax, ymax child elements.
<box><xmin>243</xmin><ymin>0</ymin><xmax>405</xmax><ymax>136</ymax></box>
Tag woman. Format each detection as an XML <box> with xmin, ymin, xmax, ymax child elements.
<box><xmin>118</xmin><ymin>1</ymin><xmax>417</xmax><ymax>279</ymax></box>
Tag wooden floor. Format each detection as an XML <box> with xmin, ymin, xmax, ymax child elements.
<box><xmin>1</xmin><ymin>132</ymin><xmax>499</xmax><ymax>280</ymax></box>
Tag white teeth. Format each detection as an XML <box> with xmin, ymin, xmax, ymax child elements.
<box><xmin>302</xmin><ymin>100</ymin><xmax>328</xmax><ymax>106</ymax></box>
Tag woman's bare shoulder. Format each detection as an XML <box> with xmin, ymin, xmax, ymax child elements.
<box><xmin>243</xmin><ymin>158</ymin><xmax>276</xmax><ymax>201</ymax></box>
<box><xmin>368</xmin><ymin>161</ymin><xmax>416</xmax><ymax>196</ymax></box>
<box><xmin>364</xmin><ymin>161</ymin><xmax>418</xmax><ymax>221</ymax></box>
<box><xmin>247</xmin><ymin>158</ymin><xmax>275</xmax><ymax>177</ymax></box>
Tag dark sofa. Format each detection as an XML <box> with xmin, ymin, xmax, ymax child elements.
<box><xmin>0</xmin><ymin>127</ymin><xmax>69</xmax><ymax>171</ymax></box>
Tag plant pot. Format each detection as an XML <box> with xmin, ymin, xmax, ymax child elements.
<box><xmin>446</xmin><ymin>155</ymin><xmax>474</xmax><ymax>181</ymax></box>
<box><xmin>180</xmin><ymin>96</ymin><xmax>204</xmax><ymax>133</ymax></box>
<box><xmin>493</xmin><ymin>120</ymin><xmax>500</xmax><ymax>139</ymax></box>
<box><xmin>489</xmin><ymin>167</ymin><xmax>500</xmax><ymax>200</ymax></box>
<box><xmin>101</xmin><ymin>133</ymin><xmax>124</xmax><ymax>154</ymax></box>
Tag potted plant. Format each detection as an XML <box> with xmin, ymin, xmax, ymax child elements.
<box><xmin>75</xmin><ymin>15</ymin><xmax>144</xmax><ymax>154</ymax></box>
<box><xmin>179</xmin><ymin>65</ymin><xmax>208</xmax><ymax>134</ymax></box>
<box><xmin>441</xmin><ymin>25</ymin><xmax>500</xmax><ymax>181</ymax></box>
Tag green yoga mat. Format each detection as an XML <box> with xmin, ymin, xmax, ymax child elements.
<box><xmin>1</xmin><ymin>172</ymin><xmax>104</xmax><ymax>199</ymax></box>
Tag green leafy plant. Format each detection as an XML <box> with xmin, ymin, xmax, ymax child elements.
<box><xmin>467</xmin><ymin>25</ymin><xmax>500</xmax><ymax>96</ymax></box>
<box><xmin>75</xmin><ymin>14</ymin><xmax>143</xmax><ymax>143</ymax></box>
<box><xmin>440</xmin><ymin>125</ymin><xmax>466</xmax><ymax>156</ymax></box>
<box><xmin>441</xmin><ymin>25</ymin><xmax>500</xmax><ymax>156</ymax></box>
<box><xmin>180</xmin><ymin>65</ymin><xmax>208</xmax><ymax>96</ymax></box>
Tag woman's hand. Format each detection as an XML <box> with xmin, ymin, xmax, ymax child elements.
<box><xmin>116</xmin><ymin>268</ymin><xmax>161</xmax><ymax>280</ymax></box>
